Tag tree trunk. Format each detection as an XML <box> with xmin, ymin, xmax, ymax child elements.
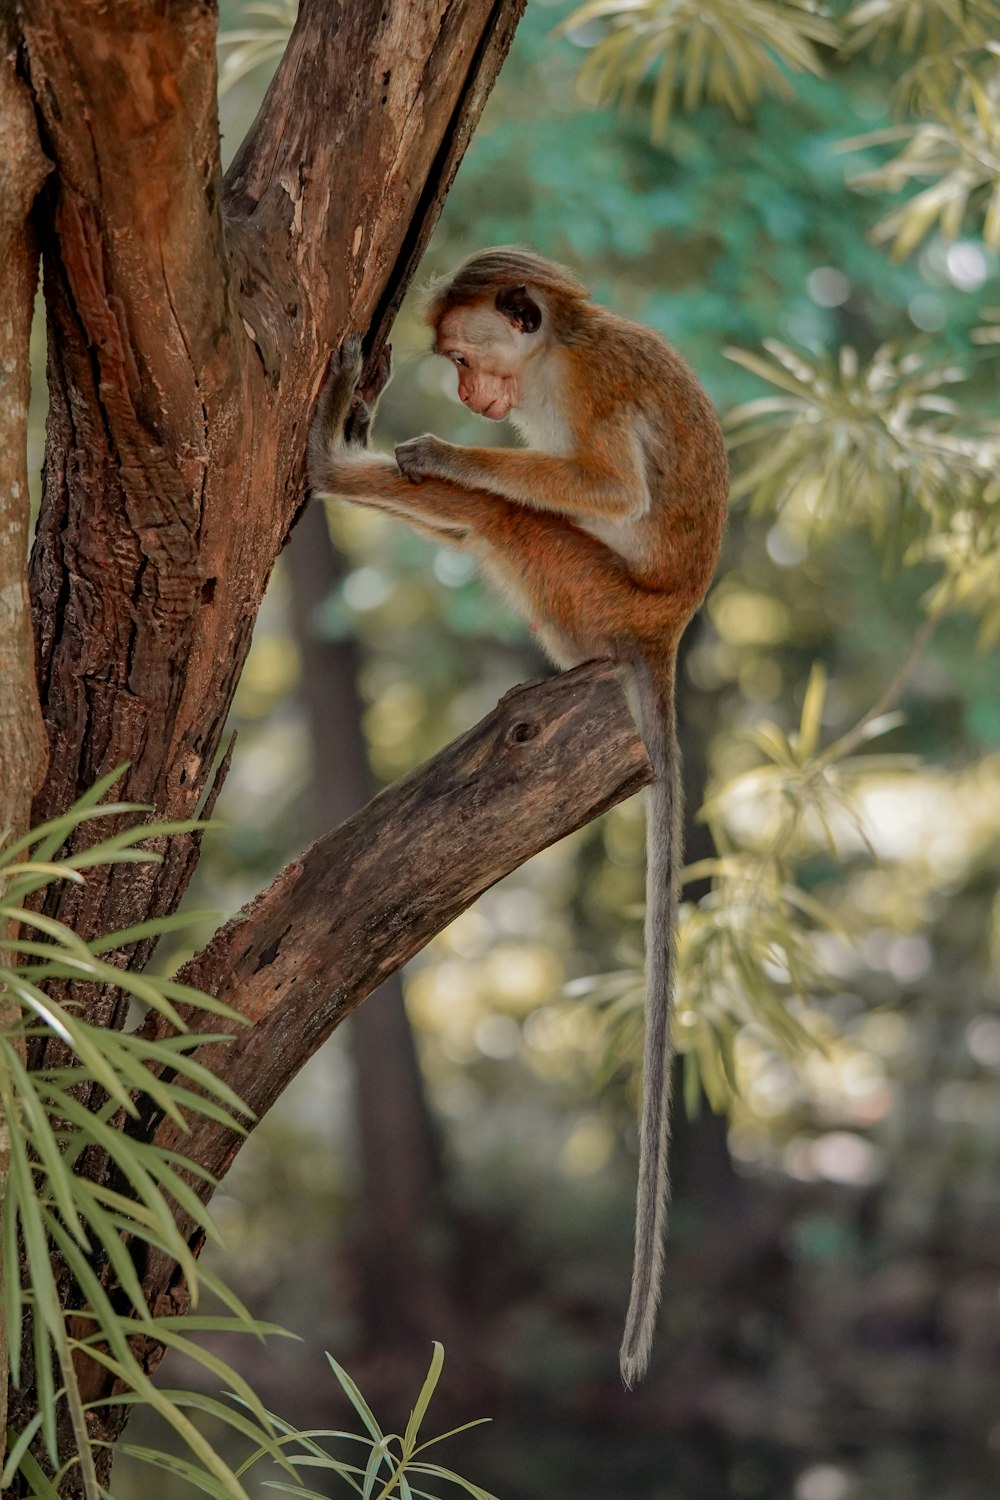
<box><xmin>0</xmin><ymin>1</ymin><xmax>655</xmax><ymax>1488</ymax></box>
<box><xmin>0</xmin><ymin>5</ymin><xmax>50</xmax><ymax>1465</ymax></box>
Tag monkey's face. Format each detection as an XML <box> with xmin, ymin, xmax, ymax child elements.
<box><xmin>435</xmin><ymin>302</ymin><xmax>534</xmax><ymax>422</ymax></box>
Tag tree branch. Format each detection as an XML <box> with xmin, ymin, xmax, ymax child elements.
<box><xmin>139</xmin><ymin>661</ymin><xmax>651</xmax><ymax>1316</ymax></box>
<box><xmin>224</xmin><ymin>0</ymin><xmax>526</xmax><ymax>380</ymax></box>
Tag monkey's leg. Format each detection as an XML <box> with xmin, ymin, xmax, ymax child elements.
<box><xmin>350</xmin><ymin>492</ymin><xmax>471</xmax><ymax>545</ymax></box>
<box><xmin>311</xmin><ymin>458</ymin><xmax>667</xmax><ymax>647</ymax></box>
<box><xmin>311</xmin><ymin>452</ymin><xmax>473</xmax><ymax>543</ymax></box>
<box><xmin>374</xmin><ymin>476</ymin><xmax>667</xmax><ymax>650</ymax></box>
<box><xmin>395</xmin><ymin>434</ymin><xmax>646</xmax><ymax>524</ymax></box>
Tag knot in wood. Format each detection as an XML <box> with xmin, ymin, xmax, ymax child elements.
<box><xmin>506</xmin><ymin>719</ymin><xmax>539</xmax><ymax>746</ymax></box>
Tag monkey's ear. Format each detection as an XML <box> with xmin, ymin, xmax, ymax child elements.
<box><xmin>495</xmin><ymin>284</ymin><xmax>542</xmax><ymax>334</ymax></box>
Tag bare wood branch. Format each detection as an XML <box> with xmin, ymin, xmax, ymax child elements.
<box><xmin>137</xmin><ymin>662</ymin><xmax>651</xmax><ymax>1319</ymax></box>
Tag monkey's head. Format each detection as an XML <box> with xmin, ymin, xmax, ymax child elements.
<box><xmin>422</xmin><ymin>246</ymin><xmax>590</xmax><ymax>421</ymax></box>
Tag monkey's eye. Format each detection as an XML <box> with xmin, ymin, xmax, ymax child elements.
<box><xmin>451</xmin><ymin>354</ymin><xmax>469</xmax><ymax>368</ymax></box>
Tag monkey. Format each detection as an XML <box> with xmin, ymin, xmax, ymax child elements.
<box><xmin>307</xmin><ymin>247</ymin><xmax>728</xmax><ymax>1386</ymax></box>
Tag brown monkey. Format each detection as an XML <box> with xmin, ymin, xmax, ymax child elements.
<box><xmin>308</xmin><ymin>248</ymin><xmax>728</xmax><ymax>1385</ymax></box>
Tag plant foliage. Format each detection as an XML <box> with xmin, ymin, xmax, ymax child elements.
<box><xmin>0</xmin><ymin>772</ymin><xmax>290</xmax><ymax>1500</ymax></box>
<box><xmin>558</xmin><ymin>0</ymin><xmax>838</xmax><ymax>141</ymax></box>
<box><xmin>217</xmin><ymin>0</ymin><xmax>298</xmax><ymax>94</ymax></box>
<box><xmin>844</xmin><ymin>49</ymin><xmax>1000</xmax><ymax>257</ymax></box>
<box><xmin>225</xmin><ymin>1343</ymin><xmax>497</xmax><ymax>1500</ymax></box>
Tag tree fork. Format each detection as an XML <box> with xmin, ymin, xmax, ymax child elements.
<box><xmin>21</xmin><ymin>0</ymin><xmax>526</xmax><ymax>1003</ymax></box>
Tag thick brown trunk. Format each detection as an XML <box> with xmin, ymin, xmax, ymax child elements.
<box><xmin>0</xmin><ymin>5</ymin><xmax>51</xmax><ymax>1467</ymax></box>
<box><xmin>22</xmin><ymin>0</ymin><xmax>524</xmax><ymax>1012</ymax></box>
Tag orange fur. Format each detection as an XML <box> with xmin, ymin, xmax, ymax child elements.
<box><xmin>308</xmin><ymin>249</ymin><xmax>728</xmax><ymax>1383</ymax></box>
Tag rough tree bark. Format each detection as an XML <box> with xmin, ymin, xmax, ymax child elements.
<box><xmin>0</xmin><ymin>7</ymin><xmax>50</xmax><ymax>1464</ymax></box>
<box><xmin>1</xmin><ymin>0</ymin><xmax>652</xmax><ymax>1489</ymax></box>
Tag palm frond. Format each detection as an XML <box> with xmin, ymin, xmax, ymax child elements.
<box><xmin>725</xmin><ymin>340</ymin><xmax>997</xmax><ymax>547</ymax></box>
<box><xmin>841</xmin><ymin>0</ymin><xmax>1000</xmax><ymax>61</ymax></box>
<box><xmin>557</xmin><ymin>0</ymin><xmax>838</xmax><ymax>141</ymax></box>
<box><xmin>841</xmin><ymin>52</ymin><xmax>1000</xmax><ymax>255</ymax></box>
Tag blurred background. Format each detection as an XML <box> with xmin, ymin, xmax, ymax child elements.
<box><xmin>30</xmin><ymin>1</ymin><xmax>999</xmax><ymax>1495</ymax></box>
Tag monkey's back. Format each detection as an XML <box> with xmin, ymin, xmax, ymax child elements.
<box><xmin>574</xmin><ymin>306</ymin><xmax>728</xmax><ymax>619</ymax></box>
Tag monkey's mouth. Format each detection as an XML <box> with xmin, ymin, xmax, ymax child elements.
<box><xmin>481</xmin><ymin>398</ymin><xmax>509</xmax><ymax>420</ymax></box>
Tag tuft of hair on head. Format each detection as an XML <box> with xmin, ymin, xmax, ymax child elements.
<box><xmin>419</xmin><ymin>245</ymin><xmax>592</xmax><ymax>335</ymax></box>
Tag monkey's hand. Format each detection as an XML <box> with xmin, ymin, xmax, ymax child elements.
<box><xmin>395</xmin><ymin>434</ymin><xmax>453</xmax><ymax>484</ymax></box>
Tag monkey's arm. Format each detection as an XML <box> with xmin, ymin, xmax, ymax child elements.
<box><xmin>307</xmin><ymin>344</ymin><xmax>468</xmax><ymax>542</ymax></box>
<box><xmin>395</xmin><ymin>431</ymin><xmax>649</xmax><ymax>522</ymax></box>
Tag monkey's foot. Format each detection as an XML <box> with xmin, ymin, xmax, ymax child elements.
<box><xmin>358</xmin><ymin>342</ymin><xmax>393</xmax><ymax>408</ymax></box>
<box><xmin>312</xmin><ymin>336</ymin><xmax>365</xmax><ymax>449</ymax></box>
<box><xmin>326</xmin><ymin>334</ymin><xmax>364</xmax><ymax>396</ymax></box>
<box><xmin>344</xmin><ymin>342</ymin><xmax>393</xmax><ymax>448</ymax></box>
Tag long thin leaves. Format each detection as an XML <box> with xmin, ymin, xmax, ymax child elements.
<box><xmin>557</xmin><ymin>0</ymin><xmax>837</xmax><ymax>140</ymax></box>
<box><xmin>0</xmin><ymin>778</ymin><xmax>280</xmax><ymax>1498</ymax></box>
<box><xmin>217</xmin><ymin>0</ymin><xmax>298</xmax><ymax>96</ymax></box>
<box><xmin>236</xmin><ymin>1345</ymin><xmax>497</xmax><ymax>1500</ymax></box>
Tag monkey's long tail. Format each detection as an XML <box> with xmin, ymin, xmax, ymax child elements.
<box><xmin>619</xmin><ymin>653</ymin><xmax>683</xmax><ymax>1389</ymax></box>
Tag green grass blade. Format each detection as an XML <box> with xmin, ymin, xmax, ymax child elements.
<box><xmin>113</xmin><ymin>1445</ymin><xmax>242</xmax><ymax>1500</ymax></box>
<box><xmin>408</xmin><ymin>1462</ymin><xmax>501</xmax><ymax>1500</ymax></box>
<box><xmin>403</xmin><ymin>1343</ymin><xmax>444</xmax><ymax>1454</ymax></box>
<box><xmin>413</xmin><ymin>1419</ymin><xmax>490</xmax><ymax>1455</ymax></box>
<box><xmin>0</xmin><ymin>1409</ymin><xmax>45</xmax><ymax>1488</ymax></box>
<box><xmin>88</xmin><ymin>909</ymin><xmax>220</xmax><ymax>954</ymax></box>
<box><xmin>0</xmin><ymin>771</ymin><xmax>137</xmax><ymax>865</ymax></box>
<box><xmin>10</xmin><ymin>1165</ymin><xmax>99</xmax><ymax>1495</ymax></box>
<box><xmin>6</xmin><ymin>1443</ymin><xmax>62</xmax><ymax>1498</ymax></box>
<box><xmin>81</xmin><ymin>1346</ymin><xmax>255</xmax><ymax>1500</ymax></box>
<box><xmin>1</xmin><ymin>1102</ymin><xmax>26</xmax><ymax>1381</ymax></box>
<box><xmin>5</xmin><ymin>1051</ymin><xmax>87</xmax><ymax>1243</ymax></box>
<box><xmin>41</xmin><ymin>1091</ymin><xmax>200</xmax><ymax>1287</ymax></box>
<box><xmin>326</xmin><ymin>1353</ymin><xmax>385</xmax><ymax>1444</ymax></box>
<box><xmin>363</xmin><ymin>1439</ymin><xmax>394</xmax><ymax>1499</ymax></box>
<box><xmin>120</xmin><ymin>1321</ymin><xmax>278</xmax><ymax>1430</ymax></box>
<box><xmin>2</xmin><ymin>978</ymin><xmax>135</xmax><ymax>1108</ymax></box>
